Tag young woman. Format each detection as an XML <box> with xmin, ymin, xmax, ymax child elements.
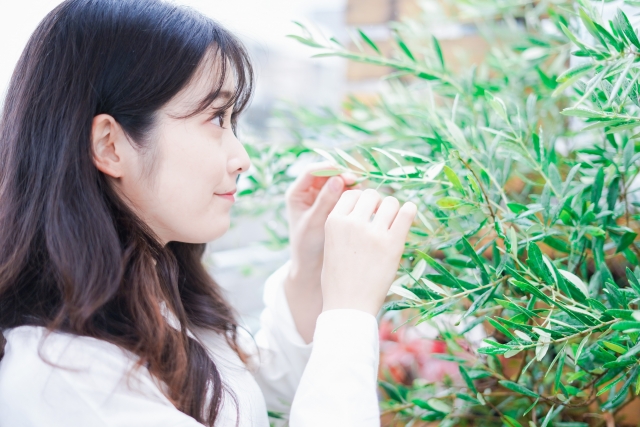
<box><xmin>0</xmin><ymin>1</ymin><xmax>417</xmax><ymax>426</ymax></box>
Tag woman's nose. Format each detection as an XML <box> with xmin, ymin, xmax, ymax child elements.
<box><xmin>228</xmin><ymin>134</ymin><xmax>251</xmax><ymax>175</ymax></box>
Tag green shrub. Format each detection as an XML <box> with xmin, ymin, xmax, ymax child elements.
<box><xmin>243</xmin><ymin>0</ymin><xmax>640</xmax><ymax>425</ymax></box>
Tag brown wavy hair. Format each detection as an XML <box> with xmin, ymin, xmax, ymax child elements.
<box><xmin>0</xmin><ymin>0</ymin><xmax>253</xmax><ymax>425</ymax></box>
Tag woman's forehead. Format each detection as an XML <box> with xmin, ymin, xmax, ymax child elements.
<box><xmin>166</xmin><ymin>54</ymin><xmax>237</xmax><ymax>115</ymax></box>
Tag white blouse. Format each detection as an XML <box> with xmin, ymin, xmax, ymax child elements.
<box><xmin>0</xmin><ymin>262</ymin><xmax>381</xmax><ymax>427</ymax></box>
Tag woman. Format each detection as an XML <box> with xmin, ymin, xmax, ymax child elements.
<box><xmin>0</xmin><ymin>1</ymin><xmax>417</xmax><ymax>426</ymax></box>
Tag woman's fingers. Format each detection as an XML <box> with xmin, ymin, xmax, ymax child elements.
<box><xmin>341</xmin><ymin>172</ymin><xmax>358</xmax><ymax>187</ymax></box>
<box><xmin>286</xmin><ymin>162</ymin><xmax>337</xmax><ymax>197</ymax></box>
<box><xmin>390</xmin><ymin>202</ymin><xmax>418</xmax><ymax>236</ymax></box>
<box><xmin>309</xmin><ymin>176</ymin><xmax>345</xmax><ymax>218</ymax></box>
<box><xmin>330</xmin><ymin>190</ymin><xmax>363</xmax><ymax>216</ymax></box>
<box><xmin>372</xmin><ymin>196</ymin><xmax>400</xmax><ymax>229</ymax></box>
<box><xmin>350</xmin><ymin>189</ymin><xmax>382</xmax><ymax>219</ymax></box>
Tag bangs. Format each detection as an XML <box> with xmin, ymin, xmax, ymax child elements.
<box><xmin>183</xmin><ymin>28</ymin><xmax>254</xmax><ymax>131</ymax></box>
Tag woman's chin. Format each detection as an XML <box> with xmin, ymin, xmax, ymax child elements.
<box><xmin>192</xmin><ymin>220</ymin><xmax>230</xmax><ymax>244</ymax></box>
<box><xmin>162</xmin><ymin>211</ymin><xmax>231</xmax><ymax>244</ymax></box>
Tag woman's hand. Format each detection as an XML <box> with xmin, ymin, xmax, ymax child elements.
<box><xmin>321</xmin><ymin>189</ymin><xmax>417</xmax><ymax>316</ymax></box>
<box><xmin>283</xmin><ymin>162</ymin><xmax>358</xmax><ymax>343</ymax></box>
<box><xmin>285</xmin><ymin>162</ymin><xmax>358</xmax><ymax>285</ymax></box>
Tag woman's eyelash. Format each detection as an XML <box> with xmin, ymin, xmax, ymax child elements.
<box><xmin>211</xmin><ymin>112</ymin><xmax>226</xmax><ymax>128</ymax></box>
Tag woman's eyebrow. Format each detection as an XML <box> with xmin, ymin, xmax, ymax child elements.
<box><xmin>204</xmin><ymin>90</ymin><xmax>234</xmax><ymax>110</ymax></box>
<box><xmin>217</xmin><ymin>90</ymin><xmax>234</xmax><ymax>101</ymax></box>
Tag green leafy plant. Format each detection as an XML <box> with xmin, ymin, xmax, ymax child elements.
<box><xmin>243</xmin><ymin>0</ymin><xmax>640</xmax><ymax>425</ymax></box>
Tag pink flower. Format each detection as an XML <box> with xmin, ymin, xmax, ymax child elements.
<box><xmin>378</xmin><ymin>318</ymin><xmax>468</xmax><ymax>385</ymax></box>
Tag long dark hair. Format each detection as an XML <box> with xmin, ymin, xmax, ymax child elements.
<box><xmin>0</xmin><ymin>0</ymin><xmax>253</xmax><ymax>425</ymax></box>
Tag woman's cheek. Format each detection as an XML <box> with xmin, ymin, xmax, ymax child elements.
<box><xmin>184</xmin><ymin>182</ymin><xmax>233</xmax><ymax>243</ymax></box>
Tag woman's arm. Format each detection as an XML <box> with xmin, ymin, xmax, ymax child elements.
<box><xmin>289</xmin><ymin>310</ymin><xmax>381</xmax><ymax>427</ymax></box>
<box><xmin>289</xmin><ymin>189</ymin><xmax>417</xmax><ymax>426</ymax></box>
<box><xmin>282</xmin><ymin>260</ymin><xmax>323</xmax><ymax>344</ymax></box>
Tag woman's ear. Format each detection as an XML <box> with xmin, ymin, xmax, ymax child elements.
<box><xmin>91</xmin><ymin>114</ymin><xmax>128</xmax><ymax>178</ymax></box>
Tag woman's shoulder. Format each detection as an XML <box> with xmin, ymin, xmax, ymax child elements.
<box><xmin>1</xmin><ymin>327</ymin><xmax>141</xmax><ymax>403</ymax></box>
<box><xmin>0</xmin><ymin>326</ymin><xmax>202</xmax><ymax>426</ymax></box>
<box><xmin>2</xmin><ymin>325</ymin><xmax>137</xmax><ymax>368</ymax></box>
<box><xmin>0</xmin><ymin>326</ymin><xmax>140</xmax><ymax>394</ymax></box>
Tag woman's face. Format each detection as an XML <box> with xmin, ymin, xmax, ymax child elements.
<box><xmin>113</xmin><ymin>60</ymin><xmax>251</xmax><ymax>245</ymax></box>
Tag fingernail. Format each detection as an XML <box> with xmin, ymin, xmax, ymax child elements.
<box><xmin>329</xmin><ymin>177</ymin><xmax>342</xmax><ymax>192</ymax></box>
<box><xmin>343</xmin><ymin>172</ymin><xmax>357</xmax><ymax>182</ymax></box>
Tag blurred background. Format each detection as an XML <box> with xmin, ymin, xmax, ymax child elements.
<box><xmin>0</xmin><ymin>0</ymin><xmax>457</xmax><ymax>331</ymax></box>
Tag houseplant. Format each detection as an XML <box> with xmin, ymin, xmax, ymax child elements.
<box><xmin>241</xmin><ymin>0</ymin><xmax>640</xmax><ymax>425</ymax></box>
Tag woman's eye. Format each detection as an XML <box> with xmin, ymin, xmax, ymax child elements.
<box><xmin>212</xmin><ymin>114</ymin><xmax>224</xmax><ymax>128</ymax></box>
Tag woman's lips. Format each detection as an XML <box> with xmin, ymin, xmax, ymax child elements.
<box><xmin>215</xmin><ymin>189</ymin><xmax>236</xmax><ymax>202</ymax></box>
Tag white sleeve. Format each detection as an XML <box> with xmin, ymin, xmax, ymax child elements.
<box><xmin>247</xmin><ymin>262</ymin><xmax>381</xmax><ymax>426</ymax></box>
<box><xmin>247</xmin><ymin>260</ymin><xmax>314</xmax><ymax>413</ymax></box>
<box><xmin>0</xmin><ymin>327</ymin><xmax>203</xmax><ymax>427</ymax></box>
<box><xmin>289</xmin><ymin>310</ymin><xmax>381</xmax><ymax>427</ymax></box>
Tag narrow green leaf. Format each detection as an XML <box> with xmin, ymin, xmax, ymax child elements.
<box><xmin>604</xmin><ymin>366</ymin><xmax>638</xmax><ymax>410</ymax></box>
<box><xmin>617</xmin><ymin>231</ymin><xmax>637</xmax><ymax>253</ymax></box>
<box><xmin>523</xmin><ymin>397</ymin><xmax>539</xmax><ymax>416</ymax></box>
<box><xmin>556</xmin><ymin>62</ymin><xmax>595</xmax><ymax>83</ymax></box>
<box><xmin>597</xmin><ymin>374</ymin><xmax>626</xmax><ymax>396</ymax></box>
<box><xmin>579</xmin><ymin>9</ymin><xmax>607</xmax><ymax>47</ymax></box>
<box><xmin>541</xmin><ymin>405</ymin><xmax>556</xmax><ymax>427</ymax></box>
<box><xmin>444</xmin><ymin>165</ymin><xmax>465</xmax><ymax>194</ymax></box>
<box><xmin>486</xmin><ymin>92</ymin><xmax>509</xmax><ymax>122</ymax></box>
<box><xmin>456</xmin><ymin>393</ymin><xmax>480</xmax><ymax>405</ymax></box>
<box><xmin>334</xmin><ymin>148</ymin><xmax>367</xmax><ymax>171</ymax></box>
<box><xmin>436</xmin><ymin>196</ymin><xmax>465</xmax><ymax>209</ymax></box>
<box><xmin>612</xmin><ymin>321</ymin><xmax>640</xmax><ymax>331</ymax></box>
<box><xmin>432</xmin><ymin>35</ymin><xmax>444</xmax><ymax>68</ymax></box>
<box><xmin>394</xmin><ymin>33</ymin><xmax>415</xmax><ymax>62</ymax></box>
<box><xmin>603</xmin><ymin>341</ymin><xmax>627</xmax><ymax>354</ymax></box>
<box><xmin>388</xmin><ymin>284</ymin><xmax>421</xmax><ymax>302</ymax></box>
<box><xmin>560</xmin><ymin>107</ymin><xmax>605</xmax><ymax>119</ymax></box>
<box><xmin>624</xmin><ymin>140</ymin><xmax>635</xmax><ymax>171</ymax></box>
<box><xmin>461</xmin><ymin>237</ymin><xmax>490</xmax><ymax>279</ymax></box>
<box><xmin>459</xmin><ymin>366</ymin><xmax>478</xmax><ymax>394</ymax></box>
<box><xmin>558</xmin><ymin>269</ymin><xmax>589</xmax><ymax>299</ymax></box>
<box><xmin>311</xmin><ymin>169</ymin><xmax>343</xmax><ymax>177</ymax></box>
<box><xmin>371</xmin><ymin>147</ymin><xmax>406</xmax><ymax>174</ymax></box>
<box><xmin>421</xmin><ymin>278</ymin><xmax>449</xmax><ymax>296</ymax></box>
<box><xmin>627</xmin><ymin>267</ymin><xmax>640</xmax><ymax>296</ymax></box>
<box><xmin>424</xmin><ymin>398</ymin><xmax>451</xmax><ymax>413</ymax></box>
<box><xmin>357</xmin><ymin>28</ymin><xmax>381</xmax><ymax>54</ymax></box>
<box><xmin>509</xmin><ymin>227</ymin><xmax>518</xmax><ymax>260</ymax></box>
<box><xmin>313</xmin><ymin>148</ymin><xmax>339</xmax><ymax>165</ymax></box>
<box><xmin>606</xmin><ymin>309</ymin><xmax>634</xmax><ymax>319</ymax></box>
<box><xmin>462</xmin><ymin>287</ymin><xmax>494</xmax><ymax>320</ymax></box>
<box><xmin>527</xmin><ymin>243</ymin><xmax>554</xmax><ymax>285</ymax></box>
<box><xmin>535</xmin><ymin>328</ymin><xmax>551</xmax><ymax>361</ymax></box>
<box><xmin>487</xmin><ymin>317</ymin><xmax>516</xmax><ymax>340</ymax></box>
<box><xmin>615</xmin><ymin>8</ymin><xmax>640</xmax><ymax>49</ymax></box>
<box><xmin>286</xmin><ymin>34</ymin><xmax>324</xmax><ymax>48</ymax></box>
<box><xmin>554</xmin><ymin>349</ymin><xmax>566</xmax><ymax>392</ymax></box>
<box><xmin>379</xmin><ymin>380</ymin><xmax>404</xmax><ymax>402</ymax></box>
<box><xmin>503</xmin><ymin>415</ymin><xmax>524</xmax><ymax>427</ymax></box>
<box><xmin>356</xmin><ymin>146</ymin><xmax>382</xmax><ymax>171</ymax></box>
<box><xmin>477</xmin><ymin>345</ymin><xmax>510</xmax><ymax>355</ymax></box>
<box><xmin>594</xmin><ymin>20</ymin><xmax>623</xmax><ymax>51</ymax></box>
<box><xmin>591</xmin><ymin>167</ymin><xmax>605</xmax><ymax>207</ymax></box>
<box><xmin>415</xmin><ymin>251</ymin><xmax>461</xmax><ymax>288</ymax></box>
<box><xmin>445</xmin><ymin>119</ymin><xmax>467</xmax><ymax>148</ymax></box>
<box><xmin>575</xmin><ymin>333</ymin><xmax>591</xmax><ymax>362</ymax></box>
<box><xmin>499</xmin><ymin>380</ymin><xmax>540</xmax><ymax>398</ymax></box>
